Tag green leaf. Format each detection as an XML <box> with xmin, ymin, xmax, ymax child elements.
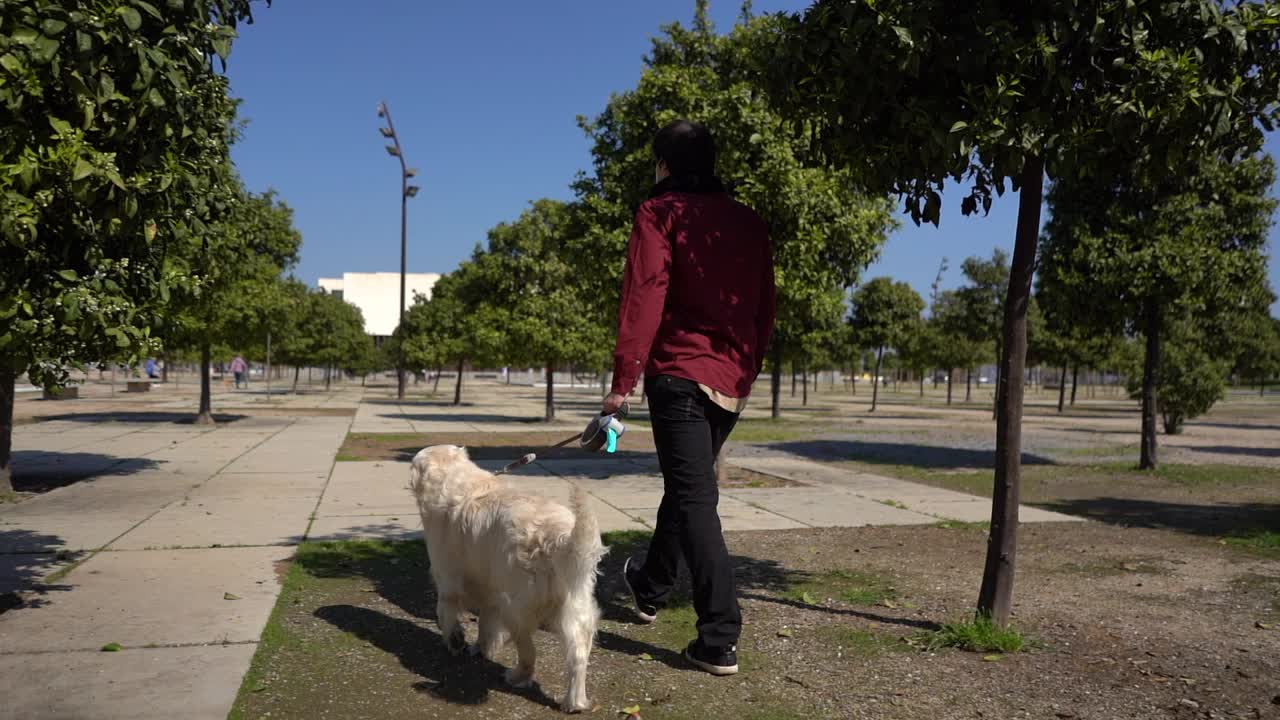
<box><xmin>12</xmin><ymin>27</ymin><xmax>38</xmax><ymax>45</ymax></box>
<box><xmin>56</xmin><ymin>270</ymin><xmax>79</xmax><ymax>282</ymax></box>
<box><xmin>0</xmin><ymin>54</ymin><xmax>22</xmax><ymax>75</ymax></box>
<box><xmin>101</xmin><ymin>642</ymin><xmax>122</xmax><ymax>652</ymax></box>
<box><xmin>117</xmin><ymin>7</ymin><xmax>143</xmax><ymax>31</ymax></box>
<box><xmin>42</xmin><ymin>19</ymin><xmax>68</xmax><ymax>36</ymax></box>
<box><xmin>33</xmin><ymin>36</ymin><xmax>60</xmax><ymax>63</ymax></box>
<box><xmin>134</xmin><ymin>1</ymin><xmax>164</xmax><ymax>20</ymax></box>
<box><xmin>73</xmin><ymin>159</ymin><xmax>95</xmax><ymax>181</ymax></box>
<box><xmin>950</xmin><ymin>121</ymin><xmax>968</xmax><ymax>133</ymax></box>
<box><xmin>49</xmin><ymin>117</ymin><xmax>72</xmax><ymax>136</ymax></box>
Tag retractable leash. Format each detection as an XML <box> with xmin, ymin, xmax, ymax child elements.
<box><xmin>493</xmin><ymin>403</ymin><xmax>630</xmax><ymax>476</ymax></box>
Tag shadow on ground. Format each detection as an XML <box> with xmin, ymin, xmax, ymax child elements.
<box><xmin>9</xmin><ymin>452</ymin><xmax>162</xmax><ymax>494</ymax></box>
<box><xmin>1185</xmin><ymin>445</ymin><xmax>1280</xmax><ymax>459</ymax></box>
<box><xmin>301</xmin><ymin>530</ymin><xmax>933</xmax><ymax>703</ymax></box>
<box><xmin>37</xmin><ymin>411</ymin><xmax>247</xmax><ymax>425</ymax></box>
<box><xmin>0</xmin><ymin>528</ymin><xmax>78</xmax><ymax>611</ymax></box>
<box><xmin>769</xmin><ymin>439</ymin><xmax>1056</xmax><ymax>468</ymax></box>
<box><xmin>1034</xmin><ymin>497</ymin><xmax>1280</xmax><ymax>537</ymax></box>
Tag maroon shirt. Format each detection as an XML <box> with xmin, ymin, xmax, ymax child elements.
<box><xmin>611</xmin><ymin>190</ymin><xmax>776</xmax><ymax>400</ymax></box>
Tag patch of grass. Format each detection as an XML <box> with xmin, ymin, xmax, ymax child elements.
<box><xmin>727</xmin><ymin>419</ymin><xmax>823</xmax><ymax>443</ymax></box>
<box><xmin>293</xmin><ymin>539</ymin><xmax>426</xmax><ymax>579</ymax></box>
<box><xmin>602</xmin><ymin>529</ymin><xmax>653</xmax><ymax>555</ymax></box>
<box><xmin>782</xmin><ymin>568</ymin><xmax>897</xmax><ymax>607</ymax></box>
<box><xmin>0</xmin><ymin>491</ymin><xmax>21</xmax><ymax>504</ymax></box>
<box><xmin>1118</xmin><ymin>463</ymin><xmax>1276</xmax><ymax>487</ymax></box>
<box><xmin>816</xmin><ymin>626</ymin><xmax>909</xmax><ymax>657</ymax></box>
<box><xmin>877</xmin><ymin>499</ymin><xmax>909</xmax><ymax>510</ymax></box>
<box><xmin>916</xmin><ymin>616</ymin><xmax>1026</xmax><ymax>653</ymax></box>
<box><xmin>1223</xmin><ymin>530</ymin><xmax>1280</xmax><ymax>556</ymax></box>
<box><xmin>934</xmin><ymin>519</ymin><xmax>991</xmax><ymax>531</ymax></box>
<box><xmin>333</xmin><ymin>454</ymin><xmax>361</xmax><ymax>462</ymax></box>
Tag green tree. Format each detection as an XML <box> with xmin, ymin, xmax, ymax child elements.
<box><xmin>930</xmin><ymin>292</ymin><xmax>989</xmax><ymax>407</ymax></box>
<box><xmin>1042</xmin><ymin>153</ymin><xmax>1277</xmax><ymax>465</ymax></box>
<box><xmin>0</xmin><ymin>0</ymin><xmax>265</xmax><ymax>492</ymax></box>
<box><xmin>849</xmin><ymin>278</ymin><xmax>925</xmax><ymax>412</ymax></box>
<box><xmin>400</xmin><ymin>266</ymin><xmax>507</xmax><ymax>406</ymax></box>
<box><xmin>1120</xmin><ymin>315</ymin><xmax>1230</xmax><ymax>434</ymax></box>
<box><xmin>575</xmin><ymin>4</ymin><xmax>895</xmax><ymax>420</ymax></box>
<box><xmin>772</xmin><ymin>0</ymin><xmax>1280</xmax><ymax>624</ymax></box>
<box><xmin>469</xmin><ymin>200</ymin><xmax>604</xmax><ymax>421</ymax></box>
<box><xmin>1234</xmin><ymin>313</ymin><xmax>1280</xmax><ymax>396</ymax></box>
<box><xmin>166</xmin><ymin>186</ymin><xmax>301</xmax><ymax>423</ymax></box>
<box><xmin>953</xmin><ymin>250</ymin><xmax>1010</xmax><ymax>417</ymax></box>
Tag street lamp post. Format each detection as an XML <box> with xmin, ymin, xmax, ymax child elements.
<box><xmin>377</xmin><ymin>101</ymin><xmax>420</xmax><ymax>401</ymax></box>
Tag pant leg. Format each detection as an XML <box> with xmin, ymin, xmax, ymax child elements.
<box><xmin>641</xmin><ymin>374</ymin><xmax>741</xmax><ymax>649</ymax></box>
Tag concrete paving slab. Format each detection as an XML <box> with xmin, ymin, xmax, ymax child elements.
<box><xmin>0</xmin><ymin>643</ymin><xmax>258</xmax><ymax>720</ymax></box>
<box><xmin>0</xmin><ymin>546</ymin><xmax>287</xmax><ymax>652</ymax></box>
<box><xmin>716</xmin><ymin>497</ymin><xmax>809</xmax><ymax>531</ymax></box>
<box><xmin>0</xmin><ymin>511</ymin><xmax>151</xmax><ymax>552</ymax></box>
<box><xmin>723</xmin><ymin>487</ymin><xmax>936</xmax><ymax>527</ymax></box>
<box><xmin>904</xmin><ymin>499</ymin><xmax>997</xmax><ymax>522</ymax></box>
<box><xmin>1019</xmin><ymin>506</ymin><xmax>1084</xmax><ymax>522</ymax></box>
<box><xmin>111</xmin><ymin>496</ymin><xmax>317</xmax><ymax>549</ymax></box>
<box><xmin>187</xmin><ymin>472</ymin><xmax>328</xmax><ymax>500</ymax></box>
<box><xmin>306</xmin><ymin>514</ymin><xmax>421</xmax><ymax>542</ymax></box>
<box><xmin>0</xmin><ymin>552</ymin><xmax>75</xmax><ymax>593</ymax></box>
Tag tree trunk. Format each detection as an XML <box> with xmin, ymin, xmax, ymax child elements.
<box><xmin>1262</xmin><ymin>375</ymin><xmax>1266</xmax><ymax>398</ymax></box>
<box><xmin>1070</xmin><ymin>363</ymin><xmax>1080</xmax><ymax>406</ymax></box>
<box><xmin>292</xmin><ymin>366</ymin><xmax>300</xmax><ymax>393</ymax></box>
<box><xmin>544</xmin><ymin>362</ymin><xmax>555</xmax><ymax>422</ymax></box>
<box><xmin>453</xmin><ymin>358</ymin><xmax>464</xmax><ymax>406</ymax></box>
<box><xmin>1057</xmin><ymin>365</ymin><xmax>1067</xmax><ymax>413</ymax></box>
<box><xmin>976</xmin><ymin>154</ymin><xmax>1042</xmax><ymax>627</ymax></box>
<box><xmin>433</xmin><ymin>366</ymin><xmax>443</xmax><ymax>394</ymax></box>
<box><xmin>791</xmin><ymin>366</ymin><xmax>797</xmax><ymax>397</ymax></box>
<box><xmin>946</xmin><ymin>369</ymin><xmax>953</xmax><ymax>406</ymax></box>
<box><xmin>871</xmin><ymin>346</ymin><xmax>884</xmax><ymax>412</ymax></box>
<box><xmin>770</xmin><ymin>345</ymin><xmax>783</xmax><ymax>419</ymax></box>
<box><xmin>802</xmin><ymin>363</ymin><xmax>809</xmax><ymax>406</ymax></box>
<box><xmin>919</xmin><ymin>374</ymin><xmax>925</xmax><ymax>397</ymax></box>
<box><xmin>196</xmin><ymin>342</ymin><xmax>214</xmax><ymax>425</ymax></box>
<box><xmin>1140</xmin><ymin>300</ymin><xmax>1160</xmax><ymax>470</ymax></box>
<box><xmin>0</xmin><ymin>368</ymin><xmax>15</xmax><ymax>495</ymax></box>
<box><xmin>965</xmin><ymin>368</ymin><xmax>973</xmax><ymax>403</ymax></box>
<box><xmin>325</xmin><ymin>366</ymin><xmax>332</xmax><ymax>391</ymax></box>
<box><xmin>161</xmin><ymin>354</ymin><xmax>169</xmax><ymax>384</ymax></box>
<box><xmin>991</xmin><ymin>342</ymin><xmax>1002</xmax><ymax>420</ymax></box>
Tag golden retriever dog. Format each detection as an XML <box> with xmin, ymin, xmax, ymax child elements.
<box><xmin>409</xmin><ymin>445</ymin><xmax>607</xmax><ymax>712</ymax></box>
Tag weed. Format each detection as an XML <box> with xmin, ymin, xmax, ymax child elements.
<box><xmin>915</xmin><ymin>615</ymin><xmax>1026</xmax><ymax>653</ymax></box>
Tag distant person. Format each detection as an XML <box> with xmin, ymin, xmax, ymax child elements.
<box><xmin>144</xmin><ymin>358</ymin><xmax>158</xmax><ymax>379</ymax></box>
<box><xmin>604</xmin><ymin>119</ymin><xmax>775</xmax><ymax>676</ymax></box>
<box><xmin>230</xmin><ymin>355</ymin><xmax>248</xmax><ymax>389</ymax></box>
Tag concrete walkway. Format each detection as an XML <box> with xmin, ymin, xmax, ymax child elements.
<box><xmin>0</xmin><ymin>389</ymin><xmax>1077</xmax><ymax>720</ymax></box>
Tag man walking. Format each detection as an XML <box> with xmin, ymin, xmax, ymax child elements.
<box><xmin>230</xmin><ymin>355</ymin><xmax>248</xmax><ymax>389</ymax></box>
<box><xmin>602</xmin><ymin>119</ymin><xmax>775</xmax><ymax>676</ymax></box>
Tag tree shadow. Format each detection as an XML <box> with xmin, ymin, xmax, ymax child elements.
<box><xmin>380</xmin><ymin>414</ymin><xmax>563</xmax><ymax>424</ymax></box>
<box><xmin>9</xmin><ymin>452</ymin><xmax>162</xmax><ymax>494</ymax></box>
<box><xmin>1032</xmin><ymin>497</ymin><xmax>1280</xmax><ymax>537</ymax></box>
<box><xmin>768</xmin><ymin>439</ymin><xmax>1056</xmax><ymax>468</ymax></box>
<box><xmin>1184</xmin><ymin>445</ymin><xmax>1280</xmax><ymax>459</ymax></box>
<box><xmin>38</xmin><ymin>411</ymin><xmax>247</xmax><ymax>424</ymax></box>
<box><xmin>0</xmin><ymin>528</ymin><xmax>78</xmax><ymax>612</ymax></box>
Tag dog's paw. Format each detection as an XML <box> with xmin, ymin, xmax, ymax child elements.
<box><xmin>504</xmin><ymin>668</ymin><xmax>535</xmax><ymax>689</ymax></box>
<box><xmin>560</xmin><ymin>696</ymin><xmax>591</xmax><ymax>714</ymax></box>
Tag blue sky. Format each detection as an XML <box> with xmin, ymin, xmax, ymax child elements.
<box><xmin>226</xmin><ymin>1</ymin><xmax>1279</xmax><ymax>313</ymax></box>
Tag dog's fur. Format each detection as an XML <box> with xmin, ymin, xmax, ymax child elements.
<box><xmin>409</xmin><ymin>445</ymin><xmax>608</xmax><ymax>712</ymax></box>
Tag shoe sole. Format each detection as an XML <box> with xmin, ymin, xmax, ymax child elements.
<box><xmin>622</xmin><ymin>557</ymin><xmax>657</xmax><ymax>624</ymax></box>
<box><xmin>684</xmin><ymin>648</ymin><xmax>738</xmax><ymax>676</ymax></box>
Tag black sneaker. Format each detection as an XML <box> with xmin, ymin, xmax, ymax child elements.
<box><xmin>622</xmin><ymin>556</ymin><xmax>658</xmax><ymax>623</ymax></box>
<box><xmin>684</xmin><ymin>639</ymin><xmax>738</xmax><ymax>676</ymax></box>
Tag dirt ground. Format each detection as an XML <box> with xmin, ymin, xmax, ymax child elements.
<box><xmin>230</xmin><ymin>523</ymin><xmax>1279</xmax><ymax>720</ymax></box>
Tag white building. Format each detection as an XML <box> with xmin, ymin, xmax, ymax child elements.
<box><xmin>317</xmin><ymin>272</ymin><xmax>440</xmax><ymax>338</ymax></box>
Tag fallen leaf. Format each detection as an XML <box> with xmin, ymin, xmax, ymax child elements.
<box><xmin>224</xmin><ymin>592</ymin><xmax>241</xmax><ymax>601</ymax></box>
<box><xmin>1256</xmin><ymin>621</ymin><xmax>1275</xmax><ymax>630</ymax></box>
<box><xmin>252</xmin><ymin>685</ymin><xmax>268</xmax><ymax>693</ymax></box>
<box><xmin>637</xmin><ymin>653</ymin><xmax>654</xmax><ymax>662</ymax></box>
<box><xmin>101</xmin><ymin>642</ymin><xmax>122</xmax><ymax>652</ymax></box>
<box><xmin>800</xmin><ymin>591</ymin><xmax>817</xmax><ymax>605</ymax></box>
<box><xmin>620</xmin><ymin>705</ymin><xmax>642</xmax><ymax>718</ymax></box>
<box><xmin>777</xmin><ymin>628</ymin><xmax>793</xmax><ymax>638</ymax></box>
<box><xmin>982</xmin><ymin>654</ymin><xmax>1005</xmax><ymax>662</ymax></box>
<box><xmin>881</xmin><ymin>599</ymin><xmax>898</xmax><ymax>609</ymax></box>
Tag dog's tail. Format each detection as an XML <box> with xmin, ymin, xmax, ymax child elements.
<box><xmin>567</xmin><ymin>482</ymin><xmax>608</xmax><ymax>581</ymax></box>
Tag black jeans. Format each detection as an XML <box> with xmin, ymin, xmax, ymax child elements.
<box><xmin>633</xmin><ymin>374</ymin><xmax>741</xmax><ymax>649</ymax></box>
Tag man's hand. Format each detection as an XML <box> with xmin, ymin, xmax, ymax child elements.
<box><xmin>602</xmin><ymin>392</ymin><xmax>626</xmax><ymax>415</ymax></box>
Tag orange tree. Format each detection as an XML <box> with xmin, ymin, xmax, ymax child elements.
<box><xmin>770</xmin><ymin>0</ymin><xmax>1280</xmax><ymax>624</ymax></box>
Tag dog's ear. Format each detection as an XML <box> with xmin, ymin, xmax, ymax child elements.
<box><xmin>453</xmin><ymin>445</ymin><xmax>470</xmax><ymax>461</ymax></box>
